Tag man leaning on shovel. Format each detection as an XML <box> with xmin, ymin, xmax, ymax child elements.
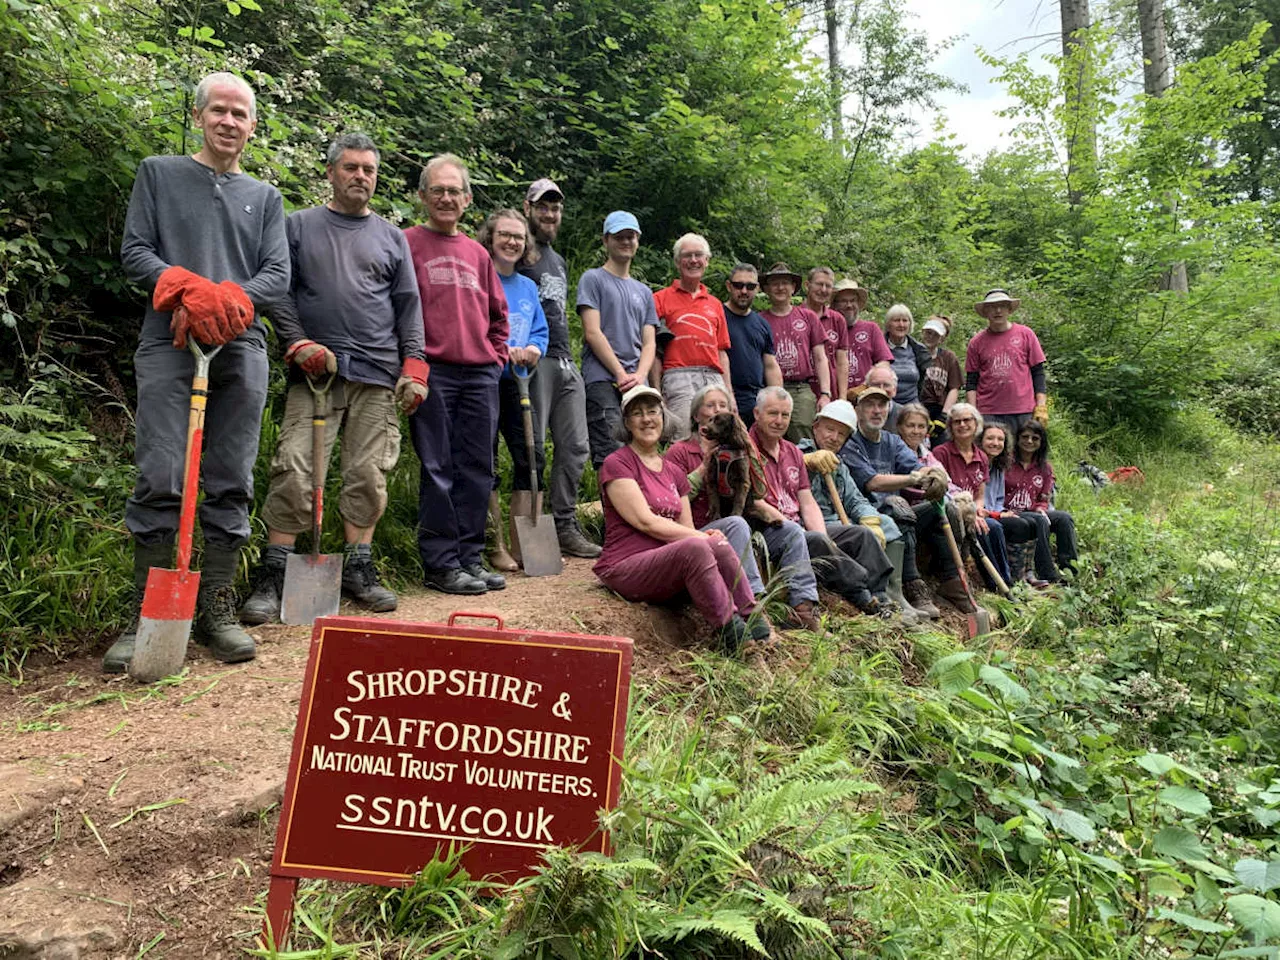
<box><xmin>238</xmin><ymin>133</ymin><xmax>428</xmax><ymax>625</ymax></box>
<box><xmin>105</xmin><ymin>72</ymin><xmax>289</xmax><ymax>673</ymax></box>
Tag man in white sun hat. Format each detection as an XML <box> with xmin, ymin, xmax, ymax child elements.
<box><xmin>965</xmin><ymin>289</ymin><xmax>1048</xmax><ymax>434</ymax></box>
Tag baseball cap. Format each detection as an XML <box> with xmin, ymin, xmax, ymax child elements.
<box><xmin>620</xmin><ymin>384</ymin><xmax>663</xmax><ymax>411</ymax></box>
<box><xmin>603</xmin><ymin>210</ymin><xmax>641</xmax><ymax>236</ymax></box>
<box><xmin>855</xmin><ymin>386</ymin><xmax>892</xmax><ymax>404</ymax></box>
<box><xmin>526</xmin><ymin>178</ymin><xmax>563</xmax><ymax>203</ymax></box>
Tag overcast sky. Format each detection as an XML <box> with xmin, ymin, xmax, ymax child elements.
<box><xmin>896</xmin><ymin>0</ymin><xmax>1064</xmax><ymax>157</ymax></box>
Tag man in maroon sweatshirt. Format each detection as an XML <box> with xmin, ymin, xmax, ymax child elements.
<box><xmin>405</xmin><ymin>154</ymin><xmax>510</xmax><ymax>594</ymax></box>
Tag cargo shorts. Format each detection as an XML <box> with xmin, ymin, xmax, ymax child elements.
<box><xmin>261</xmin><ymin>380</ymin><xmax>401</xmax><ymax>533</ymax></box>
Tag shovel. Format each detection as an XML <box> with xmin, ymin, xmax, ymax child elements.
<box><xmin>130</xmin><ymin>339</ymin><xmax>221</xmax><ymax>683</ymax></box>
<box><xmin>511</xmin><ymin>367</ymin><xmax>562</xmax><ymax>577</ymax></box>
<box><xmin>968</xmin><ymin>533</ymin><xmax>1012</xmax><ymax>598</ymax></box>
<box><xmin>281</xmin><ymin>373</ymin><xmax>342</xmax><ymax>624</ymax></box>
<box><xmin>938</xmin><ymin>502</ymin><xmax>992</xmax><ymax>638</ymax></box>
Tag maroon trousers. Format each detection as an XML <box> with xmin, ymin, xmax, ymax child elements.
<box><xmin>597</xmin><ymin>536</ymin><xmax>755</xmax><ymax>627</ymax></box>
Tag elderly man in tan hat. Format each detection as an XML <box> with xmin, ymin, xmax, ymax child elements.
<box><xmin>964</xmin><ymin>289</ymin><xmax>1048</xmax><ymax>434</ymax></box>
<box><xmin>760</xmin><ymin>262</ymin><xmax>830</xmax><ymax>442</ymax></box>
<box><xmin>832</xmin><ymin>278</ymin><xmax>891</xmax><ymax>397</ymax></box>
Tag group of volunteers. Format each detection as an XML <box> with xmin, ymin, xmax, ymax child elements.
<box><xmin>103</xmin><ymin>72</ymin><xmax>1079</xmax><ymax>672</ymax></box>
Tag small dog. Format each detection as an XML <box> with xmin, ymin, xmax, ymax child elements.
<box><xmin>700</xmin><ymin>413</ymin><xmax>776</xmax><ymax>526</ymax></box>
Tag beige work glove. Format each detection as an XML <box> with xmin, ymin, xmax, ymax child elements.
<box><xmin>859</xmin><ymin>514</ymin><xmax>887</xmax><ymax>549</ymax></box>
<box><xmin>803</xmin><ymin>449</ymin><xmax>839</xmax><ymax>475</ymax></box>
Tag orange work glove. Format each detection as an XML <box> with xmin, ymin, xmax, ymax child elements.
<box><xmin>394</xmin><ymin>358</ymin><xmax>430</xmax><ymax>414</ymax></box>
<box><xmin>152</xmin><ymin>265</ymin><xmax>236</xmax><ymax>345</ymax></box>
<box><xmin>217</xmin><ymin>281</ymin><xmax>255</xmax><ymax>340</ymax></box>
<box><xmin>284</xmin><ymin>339</ymin><xmax>337</xmax><ymax>377</ymax></box>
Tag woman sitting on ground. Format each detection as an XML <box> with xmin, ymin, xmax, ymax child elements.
<box><xmin>926</xmin><ymin>404</ymin><xmax>1014</xmax><ymax>590</ymax></box>
<box><xmin>980</xmin><ymin>423</ymin><xmax>1046</xmax><ymax>587</ymax></box>
<box><xmin>1003</xmin><ymin>419</ymin><xmax>1079</xmax><ymax>583</ymax></box>
<box><xmin>595</xmin><ymin>385</ymin><xmax>769</xmax><ymax>653</ymax></box>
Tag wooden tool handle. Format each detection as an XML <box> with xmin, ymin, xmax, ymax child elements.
<box><xmin>823</xmin><ymin>473</ymin><xmax>851</xmax><ymax>525</ymax></box>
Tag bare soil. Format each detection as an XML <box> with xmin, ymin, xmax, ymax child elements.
<box><xmin>0</xmin><ymin>558</ymin><xmax>968</xmax><ymax>957</ymax></box>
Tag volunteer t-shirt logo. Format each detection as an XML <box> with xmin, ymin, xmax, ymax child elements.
<box><xmin>426</xmin><ymin>255</ymin><xmax>482</xmax><ymax>292</ymax></box>
<box><xmin>786</xmin><ymin>465</ymin><xmax>801</xmax><ymax>486</ymax></box>
<box><xmin>854</xmin><ymin>330</ymin><xmax>869</xmax><ymax>343</ymax></box>
<box><xmin>538</xmin><ymin>273</ymin><xmax>567</xmax><ymax>311</ymax></box>
<box><xmin>1032</xmin><ymin>475</ymin><xmax>1044</xmax><ymax>488</ymax></box>
<box><xmin>775</xmin><ymin>337</ymin><xmax>799</xmax><ymax>373</ymax></box>
<box><xmin>792</xmin><ymin>317</ymin><xmax>807</xmax><ymax>332</ymax></box>
<box><xmin>243</xmin><ymin>205</ymin><xmax>254</xmax><ymax>214</ymax></box>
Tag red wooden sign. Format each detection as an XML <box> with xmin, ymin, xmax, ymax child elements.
<box><xmin>261</xmin><ymin>611</ymin><xmax>633</xmax><ymax>948</ymax></box>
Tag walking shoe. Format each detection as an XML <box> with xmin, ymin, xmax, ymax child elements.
<box><xmin>902</xmin><ymin>578</ymin><xmax>941</xmax><ymax>619</ymax></box>
<box><xmin>194</xmin><ymin>584</ymin><xmax>258</xmax><ymax>663</ymax></box>
<box><xmin>779</xmin><ymin>600</ymin><xmax>821</xmax><ymax>632</ymax></box>
<box><xmin>239</xmin><ymin>556</ymin><xmax>286</xmax><ymax>625</ymax></box>
<box><xmin>342</xmin><ymin>553</ymin><xmax>398</xmax><ymax>612</ymax></box>
<box><xmin>424</xmin><ymin>567</ymin><xmax>487</xmax><ymax>595</ymax></box>
<box><xmin>556</xmin><ymin>519</ymin><xmax>602</xmax><ymax>559</ymax></box>
<box><xmin>717</xmin><ymin>614</ymin><xmax>750</xmax><ymax>656</ymax></box>
<box><xmin>844</xmin><ymin>587</ymin><xmax>880</xmax><ymax>615</ymax></box>
<box><xmin>745</xmin><ymin>611</ymin><xmax>773</xmax><ymax>642</ymax></box>
<box><xmin>936</xmin><ymin>577</ymin><xmax>978</xmax><ymax>614</ymax></box>
<box><xmin>463</xmin><ymin>563</ymin><xmax>506</xmax><ymax>591</ymax></box>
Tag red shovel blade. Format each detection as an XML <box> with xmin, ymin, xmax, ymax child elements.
<box><xmin>129</xmin><ymin>567</ymin><xmax>200</xmax><ymax>682</ymax></box>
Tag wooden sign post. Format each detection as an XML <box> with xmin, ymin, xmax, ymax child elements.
<box><xmin>261</xmin><ymin>611</ymin><xmax>633</xmax><ymax>949</ymax></box>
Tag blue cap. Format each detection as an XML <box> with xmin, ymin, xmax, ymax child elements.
<box><xmin>603</xmin><ymin>210</ymin><xmax>641</xmax><ymax>236</ymax></box>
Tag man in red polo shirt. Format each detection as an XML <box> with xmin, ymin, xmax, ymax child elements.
<box><xmin>652</xmin><ymin>232</ymin><xmax>732</xmax><ymax>439</ymax></box>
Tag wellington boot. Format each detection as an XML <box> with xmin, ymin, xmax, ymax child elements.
<box><xmin>103</xmin><ymin>541</ymin><xmax>173</xmax><ymax>674</ymax></box>
<box><xmin>507</xmin><ymin>491</ymin><xmax>534</xmax><ymax>567</ymax></box>
<box><xmin>903</xmin><ymin>578</ymin><xmax>941</xmax><ymax>619</ymax></box>
<box><xmin>884</xmin><ymin>540</ymin><xmax>926</xmax><ymax>627</ymax></box>
<box><xmin>936</xmin><ymin>577</ymin><xmax>978</xmax><ymax>614</ymax></box>
<box><xmin>194</xmin><ymin>545</ymin><xmax>256</xmax><ymax>663</ymax></box>
<box><xmin>487</xmin><ymin>492</ymin><xmax>518</xmax><ymax>572</ymax></box>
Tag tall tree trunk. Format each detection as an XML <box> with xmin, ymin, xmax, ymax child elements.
<box><xmin>1138</xmin><ymin>0</ymin><xmax>1189</xmax><ymax>292</ymax></box>
<box><xmin>1060</xmin><ymin>0</ymin><xmax>1095</xmax><ymax>208</ymax></box>
<box><xmin>826</xmin><ymin>0</ymin><xmax>843</xmax><ymax>143</ymax></box>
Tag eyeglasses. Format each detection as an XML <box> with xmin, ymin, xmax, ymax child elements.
<box><xmin>678</xmin><ymin>252</ymin><xmax>709</xmax><ymax>262</ymax></box>
<box><xmin>729</xmin><ymin>281</ymin><xmax>759</xmax><ymax>291</ymax></box>
<box><xmin>626</xmin><ymin>406</ymin><xmax>661</xmax><ymax>420</ymax></box>
<box><xmin>426</xmin><ymin>186</ymin><xmax>466</xmax><ymax>198</ymax></box>
<box><xmin>532</xmin><ymin>201</ymin><xmax>562</xmax><ymax>213</ymax></box>
<box><xmin>494</xmin><ymin>230</ymin><xmax>525</xmax><ymax>242</ymax></box>
<box><xmin>951</xmin><ymin>417</ymin><xmax>975</xmax><ymax>425</ymax></box>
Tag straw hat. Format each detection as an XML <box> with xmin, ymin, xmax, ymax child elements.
<box><xmin>832</xmin><ymin>278</ymin><xmax>869</xmax><ymax>310</ymax></box>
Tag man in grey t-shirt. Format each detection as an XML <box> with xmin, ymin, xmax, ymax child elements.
<box><xmin>106</xmin><ymin>72</ymin><xmax>289</xmax><ymax>673</ymax></box>
<box><xmin>238</xmin><ymin>133</ymin><xmax>428</xmax><ymax>626</ymax></box>
<box><xmin>519</xmin><ymin>180</ymin><xmax>598</xmax><ymax>557</ymax></box>
<box><xmin>577</xmin><ymin>211</ymin><xmax>659</xmax><ymax>469</ymax></box>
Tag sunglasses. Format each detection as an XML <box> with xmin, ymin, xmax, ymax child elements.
<box><xmin>729</xmin><ymin>281</ymin><xmax>759</xmax><ymax>291</ymax></box>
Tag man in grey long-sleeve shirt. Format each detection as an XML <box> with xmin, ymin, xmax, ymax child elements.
<box><xmin>104</xmin><ymin>72</ymin><xmax>289</xmax><ymax>674</ymax></box>
<box><xmin>239</xmin><ymin>132</ymin><xmax>429</xmax><ymax>625</ymax></box>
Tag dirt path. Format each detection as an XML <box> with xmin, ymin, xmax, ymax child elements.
<box><xmin>0</xmin><ymin>559</ymin><xmax>722</xmax><ymax>958</ymax></box>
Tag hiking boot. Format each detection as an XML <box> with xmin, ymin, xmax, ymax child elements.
<box><xmin>424</xmin><ymin>567</ymin><xmax>487</xmax><ymax>595</ymax></box>
<box><xmin>779</xmin><ymin>600</ymin><xmax>821</xmax><ymax>632</ymax></box>
<box><xmin>556</xmin><ymin>519</ymin><xmax>602</xmax><ymax>559</ymax></box>
<box><xmin>103</xmin><ymin>541</ymin><xmax>172</xmax><ymax>674</ymax></box>
<box><xmin>843</xmin><ymin>587</ymin><xmax>881</xmax><ymax>615</ymax></box>
<box><xmin>717</xmin><ymin>615</ymin><xmax>750</xmax><ymax>656</ymax></box>
<box><xmin>239</xmin><ymin>549</ymin><xmax>287</xmax><ymax>625</ymax></box>
<box><xmin>463</xmin><ymin>563</ymin><xmax>506</xmax><ymax>591</ymax></box>
<box><xmin>902</xmin><ymin>578</ymin><xmax>941</xmax><ymax>619</ymax></box>
<box><xmin>195</xmin><ymin>545</ymin><xmax>256</xmax><ymax>663</ymax></box>
<box><xmin>343</xmin><ymin>552</ymin><xmax>398</xmax><ymax>612</ymax></box>
<box><xmin>936</xmin><ymin>577</ymin><xmax>977</xmax><ymax>614</ymax></box>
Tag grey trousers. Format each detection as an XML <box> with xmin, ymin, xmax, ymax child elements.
<box><xmin>662</xmin><ymin>367</ymin><xmax>725</xmax><ymax>441</ymax></box>
<box><xmin>127</xmin><ymin>336</ymin><xmax>268</xmax><ymax>549</ymax></box>
<box><xmin>758</xmin><ymin>519</ymin><xmax>820</xmax><ymax>605</ymax></box>
<box><xmin>585</xmin><ymin>380</ymin><xmax>624</xmax><ymax>471</ymax></box>
<box><xmin>702</xmin><ymin>516</ymin><xmax>765</xmax><ymax>595</ymax></box>
<box><xmin>529</xmin><ymin>357</ymin><xmax>591</xmax><ymax>521</ymax></box>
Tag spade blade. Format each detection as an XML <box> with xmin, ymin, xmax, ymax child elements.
<box><xmin>129</xmin><ymin>567</ymin><xmax>200</xmax><ymax>682</ymax></box>
<box><xmin>280</xmin><ymin>553</ymin><xmax>343</xmax><ymax>625</ymax></box>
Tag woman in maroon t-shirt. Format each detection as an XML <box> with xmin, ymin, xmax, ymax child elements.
<box><xmin>1004</xmin><ymin>419</ymin><xmax>1078</xmax><ymax>583</ymax></box>
<box><xmin>595</xmin><ymin>386</ymin><xmax>768</xmax><ymax>653</ymax></box>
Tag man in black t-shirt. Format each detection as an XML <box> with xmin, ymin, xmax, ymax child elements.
<box><xmin>721</xmin><ymin>263</ymin><xmax>782</xmax><ymax>427</ymax></box>
<box><xmin>519</xmin><ymin>179</ymin><xmax>599</xmax><ymax>558</ymax></box>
